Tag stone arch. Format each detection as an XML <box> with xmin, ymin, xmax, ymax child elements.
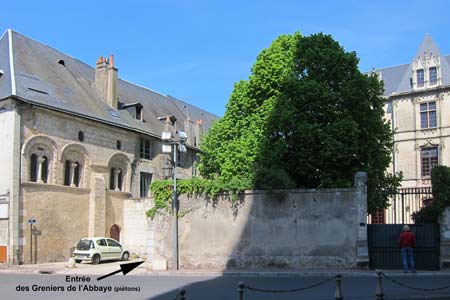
<box><xmin>60</xmin><ymin>143</ymin><xmax>89</xmax><ymax>188</ymax></box>
<box><xmin>22</xmin><ymin>135</ymin><xmax>57</xmax><ymax>184</ymax></box>
<box><xmin>107</xmin><ymin>153</ymin><xmax>131</xmax><ymax>192</ymax></box>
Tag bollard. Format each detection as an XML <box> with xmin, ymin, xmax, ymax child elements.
<box><xmin>334</xmin><ymin>274</ymin><xmax>344</xmax><ymax>300</ymax></box>
<box><xmin>237</xmin><ymin>281</ymin><xmax>245</xmax><ymax>300</ymax></box>
<box><xmin>174</xmin><ymin>289</ymin><xmax>186</xmax><ymax>300</ymax></box>
<box><xmin>376</xmin><ymin>271</ymin><xmax>384</xmax><ymax>300</ymax></box>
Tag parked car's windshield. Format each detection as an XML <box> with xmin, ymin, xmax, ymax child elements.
<box><xmin>76</xmin><ymin>239</ymin><xmax>92</xmax><ymax>250</ymax></box>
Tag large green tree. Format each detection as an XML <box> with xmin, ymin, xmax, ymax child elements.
<box><xmin>199</xmin><ymin>32</ymin><xmax>401</xmax><ymax>213</ymax></box>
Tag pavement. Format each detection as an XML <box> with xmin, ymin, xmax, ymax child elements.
<box><xmin>1</xmin><ymin>259</ymin><xmax>450</xmax><ymax>278</ymax></box>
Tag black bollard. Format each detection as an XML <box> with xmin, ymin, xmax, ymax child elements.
<box><xmin>237</xmin><ymin>281</ymin><xmax>245</xmax><ymax>300</ymax></box>
<box><xmin>376</xmin><ymin>271</ymin><xmax>384</xmax><ymax>300</ymax></box>
<box><xmin>175</xmin><ymin>289</ymin><xmax>186</xmax><ymax>300</ymax></box>
<box><xmin>335</xmin><ymin>274</ymin><xmax>344</xmax><ymax>300</ymax></box>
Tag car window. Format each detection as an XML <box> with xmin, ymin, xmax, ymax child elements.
<box><xmin>76</xmin><ymin>239</ymin><xmax>92</xmax><ymax>250</ymax></box>
<box><xmin>96</xmin><ymin>239</ymin><xmax>107</xmax><ymax>246</ymax></box>
<box><xmin>106</xmin><ymin>239</ymin><xmax>121</xmax><ymax>247</ymax></box>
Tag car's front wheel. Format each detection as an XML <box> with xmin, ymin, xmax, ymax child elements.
<box><xmin>91</xmin><ymin>254</ymin><xmax>100</xmax><ymax>265</ymax></box>
<box><xmin>121</xmin><ymin>252</ymin><xmax>129</xmax><ymax>261</ymax></box>
<box><xmin>75</xmin><ymin>259</ymin><xmax>82</xmax><ymax>264</ymax></box>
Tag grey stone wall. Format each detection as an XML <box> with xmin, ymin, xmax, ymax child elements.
<box><xmin>152</xmin><ymin>173</ymin><xmax>368</xmax><ymax>270</ymax></box>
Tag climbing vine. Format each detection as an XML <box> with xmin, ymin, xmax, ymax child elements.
<box><xmin>146</xmin><ymin>177</ymin><xmax>250</xmax><ymax>219</ymax></box>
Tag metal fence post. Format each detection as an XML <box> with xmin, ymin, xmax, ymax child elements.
<box><xmin>176</xmin><ymin>289</ymin><xmax>186</xmax><ymax>300</ymax></box>
<box><xmin>376</xmin><ymin>271</ymin><xmax>384</xmax><ymax>300</ymax></box>
<box><xmin>335</xmin><ymin>274</ymin><xmax>344</xmax><ymax>300</ymax></box>
<box><xmin>238</xmin><ymin>281</ymin><xmax>245</xmax><ymax>300</ymax></box>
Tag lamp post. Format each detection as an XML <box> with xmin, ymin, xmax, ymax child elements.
<box><xmin>159</xmin><ymin>116</ymin><xmax>187</xmax><ymax>271</ymax></box>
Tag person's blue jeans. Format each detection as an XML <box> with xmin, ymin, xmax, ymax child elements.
<box><xmin>401</xmin><ymin>247</ymin><xmax>415</xmax><ymax>272</ymax></box>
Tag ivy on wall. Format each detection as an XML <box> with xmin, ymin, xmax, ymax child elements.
<box><xmin>146</xmin><ymin>177</ymin><xmax>249</xmax><ymax>219</ymax></box>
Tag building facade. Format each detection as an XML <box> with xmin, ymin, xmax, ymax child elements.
<box><xmin>377</xmin><ymin>35</ymin><xmax>450</xmax><ymax>223</ymax></box>
<box><xmin>0</xmin><ymin>29</ymin><xmax>216</xmax><ymax>264</ymax></box>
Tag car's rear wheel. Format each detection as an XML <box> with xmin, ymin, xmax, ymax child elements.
<box><xmin>75</xmin><ymin>259</ymin><xmax>82</xmax><ymax>264</ymax></box>
<box><xmin>121</xmin><ymin>252</ymin><xmax>129</xmax><ymax>261</ymax></box>
<box><xmin>91</xmin><ymin>254</ymin><xmax>100</xmax><ymax>265</ymax></box>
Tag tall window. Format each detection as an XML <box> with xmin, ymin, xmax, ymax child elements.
<box><xmin>140</xmin><ymin>172</ymin><xmax>152</xmax><ymax>198</ymax></box>
<box><xmin>140</xmin><ymin>139</ymin><xmax>151</xmax><ymax>159</ymax></box>
<box><xmin>64</xmin><ymin>160</ymin><xmax>71</xmax><ymax>186</ymax></box>
<box><xmin>420</xmin><ymin>101</ymin><xmax>437</xmax><ymax>129</ymax></box>
<box><xmin>417</xmin><ymin>69</ymin><xmax>425</xmax><ymax>87</ymax></box>
<box><xmin>429</xmin><ymin>67</ymin><xmax>437</xmax><ymax>85</ymax></box>
<box><xmin>30</xmin><ymin>154</ymin><xmax>38</xmax><ymax>182</ymax></box>
<box><xmin>421</xmin><ymin>147</ymin><xmax>438</xmax><ymax>177</ymax></box>
<box><xmin>41</xmin><ymin>156</ymin><xmax>48</xmax><ymax>183</ymax></box>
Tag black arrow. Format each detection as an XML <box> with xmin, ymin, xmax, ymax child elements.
<box><xmin>97</xmin><ymin>261</ymin><xmax>145</xmax><ymax>281</ymax></box>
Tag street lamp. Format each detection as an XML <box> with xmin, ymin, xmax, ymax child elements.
<box><xmin>162</xmin><ymin>160</ymin><xmax>172</xmax><ymax>179</ymax></box>
<box><xmin>158</xmin><ymin>115</ymin><xmax>187</xmax><ymax>271</ymax></box>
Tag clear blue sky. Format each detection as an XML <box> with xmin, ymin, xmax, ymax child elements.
<box><xmin>1</xmin><ymin>0</ymin><xmax>449</xmax><ymax>116</ymax></box>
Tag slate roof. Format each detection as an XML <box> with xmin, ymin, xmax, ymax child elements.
<box><xmin>375</xmin><ymin>35</ymin><xmax>450</xmax><ymax>97</ymax></box>
<box><xmin>0</xmin><ymin>29</ymin><xmax>218</xmax><ymax>140</ymax></box>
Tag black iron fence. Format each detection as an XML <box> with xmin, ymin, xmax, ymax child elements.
<box><xmin>385</xmin><ymin>187</ymin><xmax>432</xmax><ymax>224</ymax></box>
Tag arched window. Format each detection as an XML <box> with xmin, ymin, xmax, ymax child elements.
<box><xmin>109</xmin><ymin>167</ymin><xmax>123</xmax><ymax>191</ymax></box>
<box><xmin>41</xmin><ymin>156</ymin><xmax>48</xmax><ymax>183</ymax></box>
<box><xmin>64</xmin><ymin>160</ymin><xmax>81</xmax><ymax>187</ymax></box>
<box><xmin>107</xmin><ymin>153</ymin><xmax>129</xmax><ymax>192</ymax></box>
<box><xmin>30</xmin><ymin>154</ymin><xmax>38</xmax><ymax>182</ymax></box>
<box><xmin>22</xmin><ymin>135</ymin><xmax>56</xmax><ymax>184</ymax></box>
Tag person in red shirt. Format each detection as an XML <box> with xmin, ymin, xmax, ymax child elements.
<box><xmin>398</xmin><ymin>225</ymin><xmax>416</xmax><ymax>273</ymax></box>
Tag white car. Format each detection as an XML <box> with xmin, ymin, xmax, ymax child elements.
<box><xmin>73</xmin><ymin>237</ymin><xmax>130</xmax><ymax>264</ymax></box>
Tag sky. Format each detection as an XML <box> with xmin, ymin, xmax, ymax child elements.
<box><xmin>1</xmin><ymin>0</ymin><xmax>450</xmax><ymax>117</ymax></box>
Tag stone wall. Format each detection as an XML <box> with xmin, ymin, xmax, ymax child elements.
<box><xmin>22</xmin><ymin>183</ymin><xmax>90</xmax><ymax>263</ymax></box>
<box><xmin>122</xmin><ymin>198</ymin><xmax>154</xmax><ymax>258</ymax></box>
<box><xmin>151</xmin><ymin>173</ymin><xmax>368</xmax><ymax>270</ymax></box>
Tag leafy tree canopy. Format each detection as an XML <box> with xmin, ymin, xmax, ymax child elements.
<box><xmin>199</xmin><ymin>32</ymin><xmax>401</xmax><ymax>213</ymax></box>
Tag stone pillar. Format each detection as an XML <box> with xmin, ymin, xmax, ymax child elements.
<box><xmin>88</xmin><ymin>175</ymin><xmax>106</xmax><ymax>237</ymax></box>
<box><xmin>355</xmin><ymin>171</ymin><xmax>369</xmax><ymax>268</ymax></box>
<box><xmin>114</xmin><ymin>169</ymin><xmax>121</xmax><ymax>191</ymax></box>
<box><xmin>69</xmin><ymin>162</ymin><xmax>77</xmax><ymax>187</ymax></box>
<box><xmin>37</xmin><ymin>157</ymin><xmax>45</xmax><ymax>183</ymax></box>
<box><xmin>440</xmin><ymin>207</ymin><xmax>450</xmax><ymax>269</ymax></box>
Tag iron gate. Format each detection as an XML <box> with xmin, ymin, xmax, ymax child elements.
<box><xmin>368</xmin><ymin>223</ymin><xmax>440</xmax><ymax>270</ymax></box>
<box><xmin>385</xmin><ymin>187</ymin><xmax>432</xmax><ymax>224</ymax></box>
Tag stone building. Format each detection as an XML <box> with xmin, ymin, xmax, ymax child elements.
<box><xmin>376</xmin><ymin>35</ymin><xmax>450</xmax><ymax>223</ymax></box>
<box><xmin>0</xmin><ymin>29</ymin><xmax>216</xmax><ymax>264</ymax></box>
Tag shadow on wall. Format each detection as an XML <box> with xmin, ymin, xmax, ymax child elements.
<box><xmin>147</xmin><ymin>173</ymin><xmax>367</xmax><ymax>299</ymax></box>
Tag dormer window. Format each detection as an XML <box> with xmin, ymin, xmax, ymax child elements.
<box><xmin>429</xmin><ymin>67</ymin><xmax>437</xmax><ymax>85</ymax></box>
<box><xmin>417</xmin><ymin>69</ymin><xmax>425</xmax><ymax>87</ymax></box>
<box><xmin>136</xmin><ymin>106</ymin><xmax>142</xmax><ymax>120</ymax></box>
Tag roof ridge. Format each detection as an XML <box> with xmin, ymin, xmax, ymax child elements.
<box><xmin>8</xmin><ymin>29</ymin><xmax>16</xmax><ymax>95</ymax></box>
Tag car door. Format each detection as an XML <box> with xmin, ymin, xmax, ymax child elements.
<box><xmin>95</xmin><ymin>239</ymin><xmax>109</xmax><ymax>260</ymax></box>
<box><xmin>106</xmin><ymin>238</ymin><xmax>123</xmax><ymax>260</ymax></box>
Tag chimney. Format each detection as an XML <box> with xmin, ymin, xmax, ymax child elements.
<box><xmin>95</xmin><ymin>55</ymin><xmax>118</xmax><ymax>109</ymax></box>
<box><xmin>184</xmin><ymin>118</ymin><xmax>195</xmax><ymax>145</ymax></box>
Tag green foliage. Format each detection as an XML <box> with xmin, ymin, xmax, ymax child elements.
<box><xmin>409</xmin><ymin>166</ymin><xmax>450</xmax><ymax>224</ymax></box>
<box><xmin>145</xmin><ymin>177</ymin><xmax>249</xmax><ymax>219</ymax></box>
<box><xmin>412</xmin><ymin>204</ymin><xmax>439</xmax><ymax>223</ymax></box>
<box><xmin>199</xmin><ymin>32</ymin><xmax>401</xmax><ymax>213</ymax></box>
<box><xmin>431</xmin><ymin>166</ymin><xmax>450</xmax><ymax>213</ymax></box>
